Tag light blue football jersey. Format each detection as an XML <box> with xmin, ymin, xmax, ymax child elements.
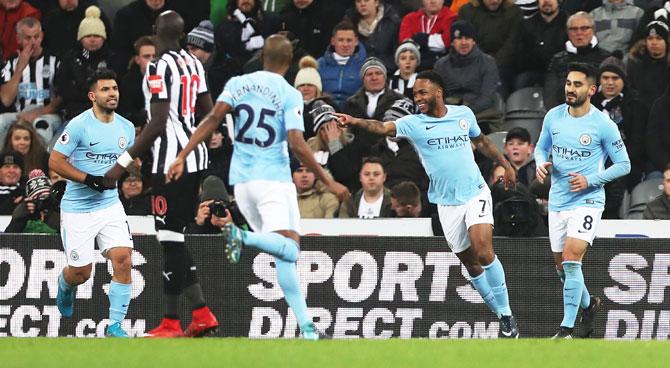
<box><xmin>395</xmin><ymin>105</ymin><xmax>487</xmax><ymax>205</ymax></box>
<box><xmin>217</xmin><ymin>71</ymin><xmax>304</xmax><ymax>185</ymax></box>
<box><xmin>54</xmin><ymin>109</ymin><xmax>135</xmax><ymax>212</ymax></box>
<box><xmin>535</xmin><ymin>104</ymin><xmax>630</xmax><ymax>211</ymax></box>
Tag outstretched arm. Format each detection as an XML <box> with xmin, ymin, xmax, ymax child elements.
<box><xmin>471</xmin><ymin>134</ymin><xmax>516</xmax><ymax>190</ymax></box>
<box><xmin>287</xmin><ymin>130</ymin><xmax>350</xmax><ymax>202</ymax></box>
<box><xmin>166</xmin><ymin>100</ymin><xmax>231</xmax><ymax>182</ymax></box>
<box><xmin>333</xmin><ymin>112</ymin><xmax>397</xmax><ymax>137</ymax></box>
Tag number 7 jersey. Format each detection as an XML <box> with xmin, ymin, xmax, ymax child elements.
<box><xmin>218</xmin><ymin>70</ymin><xmax>304</xmax><ymax>185</ymax></box>
<box><xmin>143</xmin><ymin>49</ymin><xmax>209</xmax><ymax>174</ymax></box>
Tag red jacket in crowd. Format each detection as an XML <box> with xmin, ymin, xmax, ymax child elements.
<box><xmin>1</xmin><ymin>1</ymin><xmax>41</xmax><ymax>60</ymax></box>
<box><xmin>398</xmin><ymin>6</ymin><xmax>457</xmax><ymax>47</ymax></box>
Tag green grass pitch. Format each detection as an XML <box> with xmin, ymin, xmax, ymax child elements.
<box><xmin>1</xmin><ymin>338</ymin><xmax>668</xmax><ymax>368</ymax></box>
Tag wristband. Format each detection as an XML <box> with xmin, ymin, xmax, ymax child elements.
<box><xmin>117</xmin><ymin>151</ymin><xmax>133</xmax><ymax>168</ymax></box>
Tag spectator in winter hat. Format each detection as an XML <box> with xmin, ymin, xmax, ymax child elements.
<box><xmin>5</xmin><ymin>168</ymin><xmax>60</xmax><ymax>233</ymax></box>
<box><xmin>626</xmin><ymin>20</ymin><xmax>670</xmax><ymax>110</ymax></box>
<box><xmin>389</xmin><ymin>39</ymin><xmax>420</xmax><ymax>100</ymax></box>
<box><xmin>342</xmin><ymin>56</ymin><xmax>405</xmax><ymax>154</ymax></box>
<box><xmin>186</xmin><ymin>20</ymin><xmax>216</xmax><ymax>65</ymax></box>
<box><xmin>295</xmin><ymin>55</ymin><xmax>338</xmax><ymax>140</ymax></box>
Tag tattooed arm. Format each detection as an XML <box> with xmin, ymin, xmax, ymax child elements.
<box><xmin>333</xmin><ymin>113</ymin><xmax>397</xmax><ymax>137</ymax></box>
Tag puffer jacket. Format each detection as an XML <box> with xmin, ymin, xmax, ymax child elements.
<box><xmin>317</xmin><ymin>44</ymin><xmax>367</xmax><ymax>109</ymax></box>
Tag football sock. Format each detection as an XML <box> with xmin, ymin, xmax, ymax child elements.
<box><xmin>275</xmin><ymin>257</ymin><xmax>314</xmax><ymax>334</ymax></box>
<box><xmin>483</xmin><ymin>256</ymin><xmax>512</xmax><ymax>317</ymax></box>
<box><xmin>162</xmin><ymin>242</ymin><xmax>187</xmax><ymax>295</ymax></box>
<box><xmin>580</xmin><ymin>279</ymin><xmax>591</xmax><ymax>310</ymax></box>
<box><xmin>108</xmin><ymin>280</ymin><xmax>132</xmax><ymax>324</ymax></box>
<box><xmin>59</xmin><ymin>270</ymin><xmax>75</xmax><ymax>292</ymax></box>
<box><xmin>165</xmin><ymin>294</ymin><xmax>180</xmax><ymax>319</ymax></box>
<box><xmin>243</xmin><ymin>232</ymin><xmax>299</xmax><ymax>262</ymax></box>
<box><xmin>556</xmin><ymin>267</ymin><xmax>565</xmax><ymax>283</ymax></box>
<box><xmin>184</xmin><ymin>283</ymin><xmax>206</xmax><ymax>310</ymax></box>
<box><xmin>561</xmin><ymin>261</ymin><xmax>585</xmax><ymax>328</ymax></box>
<box><xmin>470</xmin><ymin>271</ymin><xmax>499</xmax><ymax>317</ymax></box>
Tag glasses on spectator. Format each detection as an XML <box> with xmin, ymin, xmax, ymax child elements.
<box><xmin>568</xmin><ymin>26</ymin><xmax>592</xmax><ymax>32</ymax></box>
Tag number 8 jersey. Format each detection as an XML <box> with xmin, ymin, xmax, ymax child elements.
<box><xmin>218</xmin><ymin>70</ymin><xmax>304</xmax><ymax>185</ymax></box>
<box><xmin>143</xmin><ymin>49</ymin><xmax>209</xmax><ymax>174</ymax></box>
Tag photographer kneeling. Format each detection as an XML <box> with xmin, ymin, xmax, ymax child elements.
<box><xmin>5</xmin><ymin>169</ymin><xmax>65</xmax><ymax>233</ymax></box>
<box><xmin>186</xmin><ymin>175</ymin><xmax>247</xmax><ymax>234</ymax></box>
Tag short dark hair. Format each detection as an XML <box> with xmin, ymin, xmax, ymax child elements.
<box><xmin>361</xmin><ymin>156</ymin><xmax>385</xmax><ymax>173</ymax></box>
<box><xmin>133</xmin><ymin>35</ymin><xmax>155</xmax><ymax>55</ymax></box>
<box><xmin>87</xmin><ymin>68</ymin><xmax>117</xmax><ymax>91</ymax></box>
<box><xmin>416</xmin><ymin>70</ymin><xmax>445</xmax><ymax>92</ymax></box>
<box><xmin>332</xmin><ymin>20</ymin><xmax>357</xmax><ymax>37</ymax></box>
<box><xmin>390</xmin><ymin>181</ymin><xmax>420</xmax><ymax>206</ymax></box>
<box><xmin>664</xmin><ymin>163</ymin><xmax>670</xmax><ymax>173</ymax></box>
<box><xmin>567</xmin><ymin>62</ymin><xmax>598</xmax><ymax>85</ymax></box>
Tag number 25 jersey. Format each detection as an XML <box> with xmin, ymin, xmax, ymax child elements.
<box><xmin>218</xmin><ymin>71</ymin><xmax>304</xmax><ymax>185</ymax></box>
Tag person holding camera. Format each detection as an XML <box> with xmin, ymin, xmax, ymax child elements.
<box><xmin>186</xmin><ymin>175</ymin><xmax>247</xmax><ymax>234</ymax></box>
<box><xmin>5</xmin><ymin>168</ymin><xmax>62</xmax><ymax>233</ymax></box>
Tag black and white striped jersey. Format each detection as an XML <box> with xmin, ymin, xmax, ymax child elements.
<box><xmin>0</xmin><ymin>53</ymin><xmax>59</xmax><ymax>112</ymax></box>
<box><xmin>143</xmin><ymin>48</ymin><xmax>209</xmax><ymax>174</ymax></box>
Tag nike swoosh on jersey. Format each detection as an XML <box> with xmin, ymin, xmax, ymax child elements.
<box><xmin>426</xmin><ymin>125</ymin><xmax>437</xmax><ymax>130</ymax></box>
<box><xmin>90</xmin><ymin>142</ymin><xmax>100</xmax><ymax>146</ymax></box>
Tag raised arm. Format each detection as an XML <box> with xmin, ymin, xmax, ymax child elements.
<box><xmin>471</xmin><ymin>133</ymin><xmax>516</xmax><ymax>190</ymax></box>
<box><xmin>287</xmin><ymin>130</ymin><xmax>350</xmax><ymax>202</ymax></box>
<box><xmin>333</xmin><ymin>112</ymin><xmax>397</xmax><ymax>137</ymax></box>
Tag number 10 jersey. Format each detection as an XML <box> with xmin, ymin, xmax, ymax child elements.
<box><xmin>218</xmin><ymin>70</ymin><xmax>304</xmax><ymax>185</ymax></box>
<box><xmin>143</xmin><ymin>49</ymin><xmax>209</xmax><ymax>175</ymax></box>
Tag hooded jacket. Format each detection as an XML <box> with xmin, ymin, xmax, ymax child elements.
<box><xmin>345</xmin><ymin>4</ymin><xmax>401</xmax><ymax>71</ymax></box>
<box><xmin>458</xmin><ymin>0</ymin><xmax>524</xmax><ymax>68</ymax></box>
<box><xmin>433</xmin><ymin>45</ymin><xmax>500</xmax><ymax>113</ymax></box>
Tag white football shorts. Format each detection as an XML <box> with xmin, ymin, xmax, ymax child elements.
<box><xmin>234</xmin><ymin>180</ymin><xmax>301</xmax><ymax>233</ymax></box>
<box><xmin>60</xmin><ymin>202</ymin><xmax>133</xmax><ymax>267</ymax></box>
<box><xmin>548</xmin><ymin>207</ymin><xmax>603</xmax><ymax>252</ymax></box>
<box><xmin>438</xmin><ymin>188</ymin><xmax>494</xmax><ymax>253</ymax></box>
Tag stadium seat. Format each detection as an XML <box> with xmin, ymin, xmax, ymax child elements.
<box><xmin>625</xmin><ymin>179</ymin><xmax>664</xmax><ymax>219</ymax></box>
<box><xmin>505</xmin><ymin>87</ymin><xmax>546</xmax><ymax>119</ymax></box>
<box><xmin>501</xmin><ymin>118</ymin><xmax>543</xmax><ymax>144</ymax></box>
<box><xmin>619</xmin><ymin>189</ymin><xmax>630</xmax><ymax>219</ymax></box>
<box><xmin>487</xmin><ymin>131</ymin><xmax>508</xmax><ymax>153</ymax></box>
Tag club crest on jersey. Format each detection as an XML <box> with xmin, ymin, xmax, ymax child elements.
<box><xmin>579</xmin><ymin>134</ymin><xmax>592</xmax><ymax>146</ymax></box>
<box><xmin>118</xmin><ymin>137</ymin><xmax>127</xmax><ymax>149</ymax></box>
<box><xmin>148</xmin><ymin>75</ymin><xmax>164</xmax><ymax>94</ymax></box>
<box><xmin>459</xmin><ymin>119</ymin><xmax>468</xmax><ymax>130</ymax></box>
<box><xmin>58</xmin><ymin>132</ymin><xmax>69</xmax><ymax>144</ymax></box>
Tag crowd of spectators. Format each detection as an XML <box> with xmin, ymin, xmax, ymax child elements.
<box><xmin>2</xmin><ymin>0</ymin><xmax>670</xmax><ymax>234</ymax></box>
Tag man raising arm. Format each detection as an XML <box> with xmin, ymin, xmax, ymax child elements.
<box><xmin>336</xmin><ymin>70</ymin><xmax>520</xmax><ymax>338</ymax></box>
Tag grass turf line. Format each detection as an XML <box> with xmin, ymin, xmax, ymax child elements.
<box><xmin>1</xmin><ymin>338</ymin><xmax>668</xmax><ymax>368</ymax></box>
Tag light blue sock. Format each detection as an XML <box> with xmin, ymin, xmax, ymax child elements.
<box><xmin>275</xmin><ymin>257</ymin><xmax>314</xmax><ymax>334</ymax></box>
<box><xmin>557</xmin><ymin>266</ymin><xmax>589</xmax><ymax>308</ymax></box>
<box><xmin>108</xmin><ymin>280</ymin><xmax>132</xmax><ymax>324</ymax></box>
<box><xmin>561</xmin><ymin>261</ymin><xmax>585</xmax><ymax>328</ymax></box>
<box><xmin>483</xmin><ymin>256</ymin><xmax>512</xmax><ymax>317</ymax></box>
<box><xmin>243</xmin><ymin>232</ymin><xmax>299</xmax><ymax>262</ymax></box>
<box><xmin>470</xmin><ymin>272</ymin><xmax>499</xmax><ymax>318</ymax></box>
<box><xmin>556</xmin><ymin>267</ymin><xmax>565</xmax><ymax>283</ymax></box>
<box><xmin>59</xmin><ymin>270</ymin><xmax>75</xmax><ymax>292</ymax></box>
<box><xmin>580</xmin><ymin>280</ymin><xmax>591</xmax><ymax>309</ymax></box>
